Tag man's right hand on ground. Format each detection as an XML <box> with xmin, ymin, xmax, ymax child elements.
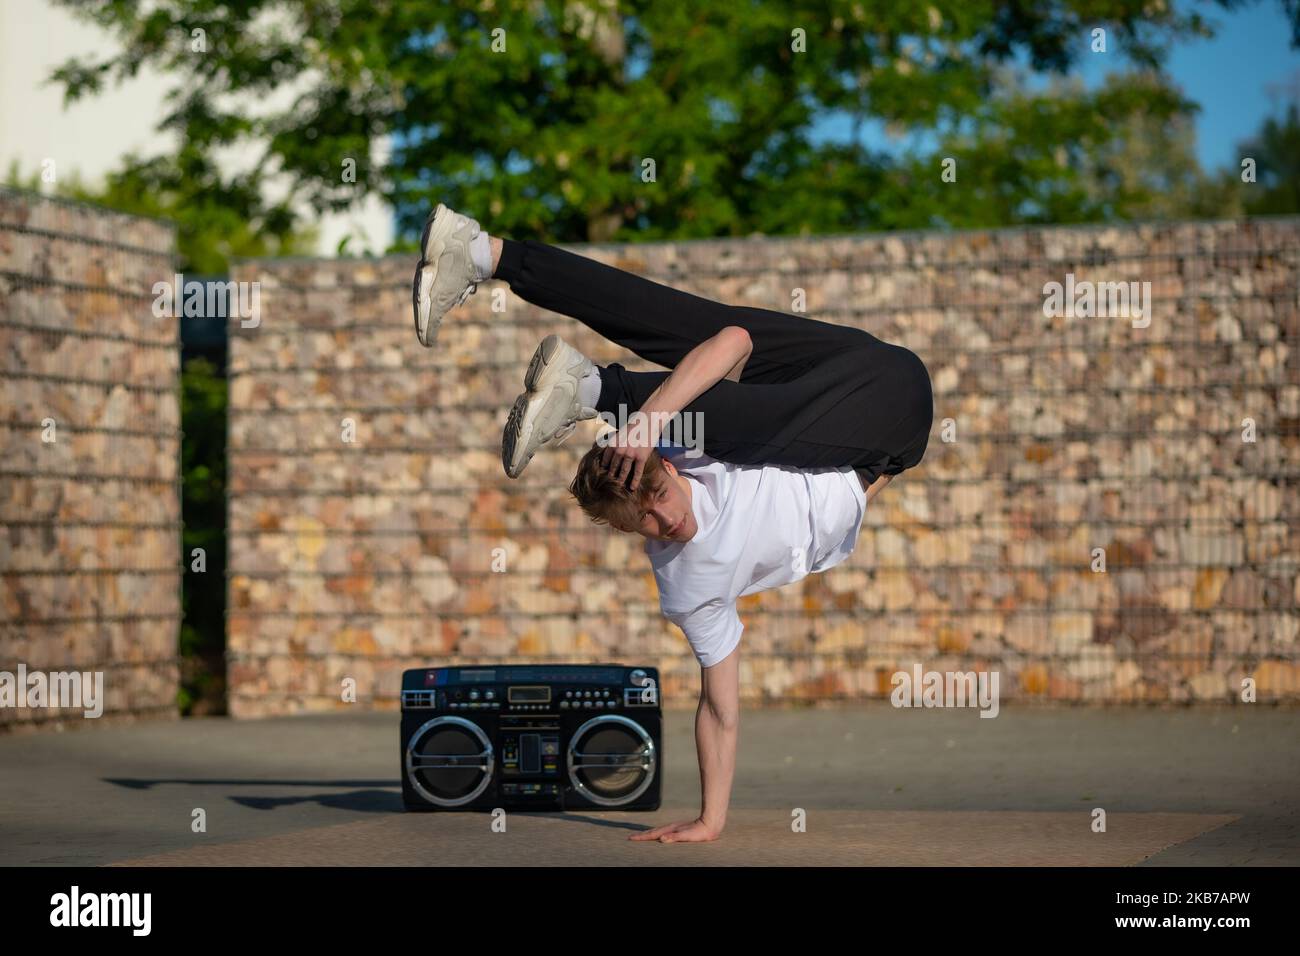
<box><xmin>629</xmin><ymin>817</ymin><xmax>724</xmax><ymax>843</ymax></box>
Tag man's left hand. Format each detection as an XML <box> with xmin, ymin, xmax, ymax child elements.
<box><xmin>599</xmin><ymin>416</ymin><xmax>656</xmax><ymax>491</ymax></box>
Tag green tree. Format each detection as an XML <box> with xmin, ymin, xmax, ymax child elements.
<box><xmin>1071</xmin><ymin>72</ymin><xmax>1246</xmax><ymax>221</ymax></box>
<box><xmin>178</xmin><ymin>357</ymin><xmax>227</xmax><ymax>716</ymax></box>
<box><xmin>1240</xmin><ymin>101</ymin><xmax>1300</xmax><ymax>213</ymax></box>
<box><xmin>2</xmin><ymin>160</ymin><xmax>318</xmax><ymax>273</ymax></box>
<box><xmin>47</xmin><ymin>0</ymin><xmax>1300</xmax><ymax>250</ymax></box>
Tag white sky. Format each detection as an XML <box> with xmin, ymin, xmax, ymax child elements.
<box><xmin>0</xmin><ymin>0</ymin><xmax>394</xmax><ymax>259</ymax></box>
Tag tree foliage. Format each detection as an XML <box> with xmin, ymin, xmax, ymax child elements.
<box><xmin>1240</xmin><ymin>101</ymin><xmax>1300</xmax><ymax>213</ymax></box>
<box><xmin>47</xmin><ymin>0</ymin><xmax>1300</xmax><ymax>258</ymax></box>
<box><xmin>178</xmin><ymin>356</ymin><xmax>227</xmax><ymax>715</ymax></box>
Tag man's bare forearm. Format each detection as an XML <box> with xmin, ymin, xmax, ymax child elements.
<box><xmin>865</xmin><ymin>473</ymin><xmax>894</xmax><ymax>503</ymax></box>
<box><xmin>637</xmin><ymin>326</ymin><xmax>752</xmax><ymax>439</ymax></box>
<box><xmin>696</xmin><ymin>650</ymin><xmax>741</xmax><ymax>831</ymax></box>
<box><xmin>696</xmin><ymin>699</ymin><xmax>738</xmax><ymax>829</ymax></box>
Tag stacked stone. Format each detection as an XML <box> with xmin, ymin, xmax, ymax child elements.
<box><xmin>0</xmin><ymin>189</ymin><xmax>181</xmax><ymax>730</ymax></box>
<box><xmin>228</xmin><ymin>219</ymin><xmax>1299</xmax><ymax>715</ymax></box>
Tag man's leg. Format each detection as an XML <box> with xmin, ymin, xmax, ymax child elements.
<box><xmin>494</xmin><ymin>238</ymin><xmax>877</xmax><ymax>382</ymax></box>
<box><xmin>491</xmin><ymin>234</ymin><xmax>932</xmax><ymax>478</ymax></box>
<box><xmin>413</xmin><ymin>204</ymin><xmax>877</xmax><ymax>380</ymax></box>
<box><xmin>598</xmin><ymin>344</ymin><xmax>933</xmax><ymax>475</ymax></box>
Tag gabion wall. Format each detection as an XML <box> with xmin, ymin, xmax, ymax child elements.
<box><xmin>1</xmin><ymin>189</ymin><xmax>181</xmax><ymax>729</ymax></box>
<box><xmin>227</xmin><ymin>218</ymin><xmax>1300</xmax><ymax>715</ymax></box>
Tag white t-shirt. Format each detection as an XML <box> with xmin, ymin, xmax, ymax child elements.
<box><xmin>644</xmin><ymin>452</ymin><xmax>867</xmax><ymax>667</ymax></box>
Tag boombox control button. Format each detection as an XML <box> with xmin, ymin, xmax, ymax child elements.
<box><xmin>469</xmin><ymin>691</ymin><xmax>480</xmax><ymax>701</ymax></box>
<box><xmin>560</xmin><ymin>702</ymin><xmax>570</xmax><ymax>709</ymax></box>
<box><xmin>583</xmin><ymin>691</ymin><xmax>592</xmax><ymax>698</ymax></box>
<box><xmin>485</xmin><ymin>691</ymin><xmax>495</xmax><ymax>700</ymax></box>
<box><xmin>565</xmin><ymin>691</ymin><xmax>573</xmax><ymax>698</ymax></box>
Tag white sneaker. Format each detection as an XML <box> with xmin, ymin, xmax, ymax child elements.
<box><xmin>502</xmin><ymin>335</ymin><xmax>598</xmax><ymax>479</ymax></box>
<box><xmin>411</xmin><ymin>203</ymin><xmax>481</xmax><ymax>347</ymax></box>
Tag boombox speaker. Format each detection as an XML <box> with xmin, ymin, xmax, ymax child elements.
<box><xmin>400</xmin><ymin>664</ymin><xmax>662</xmax><ymax>811</ymax></box>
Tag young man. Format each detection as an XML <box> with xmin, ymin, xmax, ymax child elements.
<box><xmin>413</xmin><ymin>204</ymin><xmax>933</xmax><ymax>843</ymax></box>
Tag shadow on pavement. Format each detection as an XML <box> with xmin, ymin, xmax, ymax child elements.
<box><xmin>103</xmin><ymin>779</ymin><xmax>657</xmax><ymax>824</ymax></box>
<box><xmin>105</xmin><ymin>778</ymin><xmax>398</xmax><ymax>789</ymax></box>
<box><xmin>510</xmin><ymin>810</ymin><xmax>650</xmax><ymax>833</ymax></box>
<box><xmin>230</xmin><ymin>789</ymin><xmax>402</xmax><ymax>813</ymax></box>
<box><xmin>103</xmin><ymin>778</ymin><xmax>402</xmax><ymax>813</ymax></box>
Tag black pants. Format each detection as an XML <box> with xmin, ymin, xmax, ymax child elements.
<box><xmin>495</xmin><ymin>238</ymin><xmax>933</xmax><ymax>480</ymax></box>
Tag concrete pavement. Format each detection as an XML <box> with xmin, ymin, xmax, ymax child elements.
<box><xmin>1</xmin><ymin>703</ymin><xmax>1295</xmax><ymax>866</ymax></box>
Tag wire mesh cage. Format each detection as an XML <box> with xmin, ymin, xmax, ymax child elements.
<box><xmin>213</xmin><ymin>218</ymin><xmax>1297</xmax><ymax>712</ymax></box>
<box><xmin>0</xmin><ymin>187</ymin><xmax>182</xmax><ymax>726</ymax></box>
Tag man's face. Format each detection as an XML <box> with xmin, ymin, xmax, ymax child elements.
<box><xmin>617</xmin><ymin>461</ymin><xmax>697</xmax><ymax>542</ymax></box>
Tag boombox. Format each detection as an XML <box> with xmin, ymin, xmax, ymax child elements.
<box><xmin>400</xmin><ymin>664</ymin><xmax>662</xmax><ymax>811</ymax></box>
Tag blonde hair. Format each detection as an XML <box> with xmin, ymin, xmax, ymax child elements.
<box><xmin>568</xmin><ymin>443</ymin><xmax>668</xmax><ymax>530</ymax></box>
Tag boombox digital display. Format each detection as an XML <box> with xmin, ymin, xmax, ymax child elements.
<box><xmin>400</xmin><ymin>664</ymin><xmax>662</xmax><ymax>811</ymax></box>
